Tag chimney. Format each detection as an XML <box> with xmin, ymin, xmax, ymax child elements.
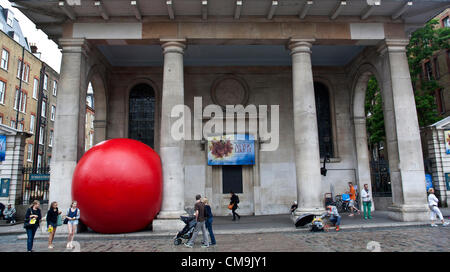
<box><xmin>30</xmin><ymin>43</ymin><xmax>38</xmax><ymax>53</ymax></box>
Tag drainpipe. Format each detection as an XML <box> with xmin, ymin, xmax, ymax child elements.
<box><xmin>15</xmin><ymin>46</ymin><xmax>25</xmax><ymax>130</ymax></box>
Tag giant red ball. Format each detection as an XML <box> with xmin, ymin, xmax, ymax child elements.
<box><xmin>72</xmin><ymin>138</ymin><xmax>162</xmax><ymax>234</ymax></box>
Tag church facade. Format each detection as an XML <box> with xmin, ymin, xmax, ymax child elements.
<box><xmin>13</xmin><ymin>0</ymin><xmax>450</xmax><ymax>230</ymax></box>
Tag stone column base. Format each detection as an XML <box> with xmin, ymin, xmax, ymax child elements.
<box><xmin>388</xmin><ymin>204</ymin><xmax>429</xmax><ymax>222</ymax></box>
<box><xmin>292</xmin><ymin>208</ymin><xmax>326</xmax><ymax>223</ymax></box>
<box><xmin>152</xmin><ymin>219</ymin><xmax>186</xmax><ymax>232</ymax></box>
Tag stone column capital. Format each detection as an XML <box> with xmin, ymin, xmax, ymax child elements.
<box><xmin>377</xmin><ymin>39</ymin><xmax>410</xmax><ymax>55</ymax></box>
<box><xmin>160</xmin><ymin>39</ymin><xmax>187</xmax><ymax>55</ymax></box>
<box><xmin>288</xmin><ymin>38</ymin><xmax>315</xmax><ymax>55</ymax></box>
<box><xmin>58</xmin><ymin>38</ymin><xmax>90</xmax><ymax>56</ymax></box>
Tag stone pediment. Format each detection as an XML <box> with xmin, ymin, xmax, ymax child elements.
<box><xmin>0</xmin><ymin>124</ymin><xmax>32</xmax><ymax>137</ymax></box>
<box><xmin>428</xmin><ymin>116</ymin><xmax>450</xmax><ymax>130</ymax></box>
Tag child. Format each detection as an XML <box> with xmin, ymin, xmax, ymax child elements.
<box><xmin>428</xmin><ymin>188</ymin><xmax>449</xmax><ymax>227</ymax></box>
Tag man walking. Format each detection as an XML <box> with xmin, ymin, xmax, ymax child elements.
<box><xmin>361</xmin><ymin>184</ymin><xmax>372</xmax><ymax>220</ymax></box>
<box><xmin>347</xmin><ymin>182</ymin><xmax>360</xmax><ymax>216</ymax></box>
<box><xmin>185</xmin><ymin>194</ymin><xmax>209</xmax><ymax>248</ymax></box>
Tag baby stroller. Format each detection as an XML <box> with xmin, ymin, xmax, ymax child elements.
<box><xmin>310</xmin><ymin>215</ymin><xmax>326</xmax><ymax>232</ymax></box>
<box><xmin>335</xmin><ymin>193</ymin><xmax>351</xmax><ymax>213</ymax></box>
<box><xmin>173</xmin><ymin>215</ymin><xmax>197</xmax><ymax>245</ymax></box>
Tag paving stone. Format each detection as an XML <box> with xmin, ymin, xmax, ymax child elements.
<box><xmin>0</xmin><ymin>225</ymin><xmax>447</xmax><ymax>252</ymax></box>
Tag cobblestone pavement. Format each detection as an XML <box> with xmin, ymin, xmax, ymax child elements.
<box><xmin>0</xmin><ymin>226</ymin><xmax>448</xmax><ymax>252</ymax></box>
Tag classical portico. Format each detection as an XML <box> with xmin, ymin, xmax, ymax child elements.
<box><xmin>13</xmin><ymin>0</ymin><xmax>450</xmax><ymax>230</ymax></box>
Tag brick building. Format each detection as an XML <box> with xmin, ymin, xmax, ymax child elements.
<box><xmin>0</xmin><ymin>4</ymin><xmax>59</xmax><ymax>169</ymax></box>
<box><xmin>12</xmin><ymin>0</ymin><xmax>450</xmax><ymax>231</ymax></box>
<box><xmin>421</xmin><ymin>8</ymin><xmax>450</xmax><ymax>117</ymax></box>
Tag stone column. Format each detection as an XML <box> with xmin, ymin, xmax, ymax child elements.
<box><xmin>288</xmin><ymin>39</ymin><xmax>324</xmax><ymax>216</ymax></box>
<box><xmin>378</xmin><ymin>39</ymin><xmax>428</xmax><ymax>221</ymax></box>
<box><xmin>93</xmin><ymin>119</ymin><xmax>107</xmax><ymax>144</ymax></box>
<box><xmin>153</xmin><ymin>39</ymin><xmax>186</xmax><ymax>231</ymax></box>
<box><xmin>49</xmin><ymin>38</ymin><xmax>88</xmax><ymax>211</ymax></box>
<box><xmin>0</xmin><ymin>125</ymin><xmax>30</xmax><ymax>207</ymax></box>
<box><xmin>353</xmin><ymin>117</ymin><xmax>375</xmax><ymax>211</ymax></box>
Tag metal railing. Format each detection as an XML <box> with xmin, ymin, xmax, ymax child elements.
<box><xmin>20</xmin><ymin>166</ymin><xmax>50</xmax><ymax>205</ymax></box>
<box><xmin>369</xmin><ymin>160</ymin><xmax>392</xmax><ymax>197</ymax></box>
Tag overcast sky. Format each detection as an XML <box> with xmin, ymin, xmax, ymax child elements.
<box><xmin>1</xmin><ymin>0</ymin><xmax>62</xmax><ymax>73</ymax></box>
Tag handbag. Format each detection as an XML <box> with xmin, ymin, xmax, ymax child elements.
<box><xmin>228</xmin><ymin>203</ymin><xmax>234</xmax><ymax>210</ymax></box>
<box><xmin>57</xmin><ymin>214</ymin><xmax>63</xmax><ymax>226</ymax></box>
<box><xmin>63</xmin><ymin>218</ymin><xmax>69</xmax><ymax>224</ymax></box>
<box><xmin>47</xmin><ymin>225</ymin><xmax>54</xmax><ymax>233</ymax></box>
<box><xmin>23</xmin><ymin>209</ymin><xmax>37</xmax><ymax>229</ymax></box>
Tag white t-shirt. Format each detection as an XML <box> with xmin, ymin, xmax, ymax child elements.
<box><xmin>428</xmin><ymin>194</ymin><xmax>439</xmax><ymax>207</ymax></box>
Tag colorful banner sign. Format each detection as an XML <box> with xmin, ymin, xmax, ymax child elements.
<box><xmin>0</xmin><ymin>178</ymin><xmax>10</xmax><ymax>197</ymax></box>
<box><xmin>445</xmin><ymin>130</ymin><xmax>450</xmax><ymax>155</ymax></box>
<box><xmin>445</xmin><ymin>173</ymin><xmax>450</xmax><ymax>191</ymax></box>
<box><xmin>425</xmin><ymin>174</ymin><xmax>433</xmax><ymax>192</ymax></box>
<box><xmin>0</xmin><ymin>135</ymin><xmax>5</xmax><ymax>162</ymax></box>
<box><xmin>207</xmin><ymin>134</ymin><xmax>255</xmax><ymax>165</ymax></box>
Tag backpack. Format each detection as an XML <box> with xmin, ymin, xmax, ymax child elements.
<box><xmin>236</xmin><ymin>195</ymin><xmax>240</xmax><ymax>204</ymax></box>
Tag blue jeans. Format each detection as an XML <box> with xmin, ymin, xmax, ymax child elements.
<box><xmin>329</xmin><ymin>215</ymin><xmax>341</xmax><ymax>226</ymax></box>
<box><xmin>205</xmin><ymin>217</ymin><xmax>216</xmax><ymax>245</ymax></box>
<box><xmin>26</xmin><ymin>226</ymin><xmax>38</xmax><ymax>251</ymax></box>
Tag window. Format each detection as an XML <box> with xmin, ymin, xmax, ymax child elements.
<box><xmin>48</xmin><ymin>156</ymin><xmax>51</xmax><ymax>166</ymax></box>
<box><xmin>10</xmin><ymin>120</ymin><xmax>15</xmax><ymax>128</ymax></box>
<box><xmin>434</xmin><ymin>57</ymin><xmax>440</xmax><ymax>79</ymax></box>
<box><xmin>49</xmin><ymin>130</ymin><xmax>53</xmax><ymax>147</ymax></box>
<box><xmin>0</xmin><ymin>115</ymin><xmax>2</xmax><ymax>124</ymax></box>
<box><xmin>18</xmin><ymin>122</ymin><xmax>23</xmax><ymax>131</ymax></box>
<box><xmin>425</xmin><ymin>61</ymin><xmax>433</xmax><ymax>81</ymax></box>
<box><xmin>29</xmin><ymin>115</ymin><xmax>35</xmax><ymax>133</ymax></box>
<box><xmin>6</xmin><ymin>11</ymin><xmax>13</xmax><ymax>27</ymax></box>
<box><xmin>0</xmin><ymin>80</ymin><xmax>5</xmax><ymax>104</ymax></box>
<box><xmin>315</xmin><ymin>82</ymin><xmax>334</xmax><ymax>158</ymax></box>
<box><xmin>443</xmin><ymin>16</ymin><xmax>450</xmax><ymax>28</ymax></box>
<box><xmin>89</xmin><ymin>132</ymin><xmax>94</xmax><ymax>147</ymax></box>
<box><xmin>27</xmin><ymin>144</ymin><xmax>32</xmax><ymax>162</ymax></box>
<box><xmin>16</xmin><ymin>59</ymin><xmax>21</xmax><ymax>78</ymax></box>
<box><xmin>43</xmin><ymin>74</ymin><xmax>48</xmax><ymax>90</ymax></box>
<box><xmin>37</xmin><ymin>154</ymin><xmax>42</xmax><ymax>168</ymax></box>
<box><xmin>51</xmin><ymin>105</ymin><xmax>56</xmax><ymax>121</ymax></box>
<box><xmin>41</xmin><ymin>100</ymin><xmax>46</xmax><ymax>117</ymax></box>
<box><xmin>52</xmin><ymin>81</ymin><xmax>57</xmax><ymax>96</ymax></box>
<box><xmin>32</xmin><ymin>78</ymin><xmax>38</xmax><ymax>99</ymax></box>
<box><xmin>14</xmin><ymin>89</ymin><xmax>26</xmax><ymax>112</ymax></box>
<box><xmin>23</xmin><ymin>64</ymin><xmax>29</xmax><ymax>82</ymax></box>
<box><xmin>22</xmin><ymin>93</ymin><xmax>26</xmax><ymax>112</ymax></box>
<box><xmin>39</xmin><ymin>126</ymin><xmax>44</xmax><ymax>145</ymax></box>
<box><xmin>435</xmin><ymin>89</ymin><xmax>446</xmax><ymax>115</ymax></box>
<box><xmin>1</xmin><ymin>49</ymin><xmax>8</xmax><ymax>70</ymax></box>
<box><xmin>128</xmin><ymin>83</ymin><xmax>155</xmax><ymax>148</ymax></box>
<box><xmin>13</xmin><ymin>33</ymin><xmax>20</xmax><ymax>43</ymax></box>
<box><xmin>91</xmin><ymin>115</ymin><xmax>94</xmax><ymax>129</ymax></box>
<box><xmin>14</xmin><ymin>89</ymin><xmax>18</xmax><ymax>110</ymax></box>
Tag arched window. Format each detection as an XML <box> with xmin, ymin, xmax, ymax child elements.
<box><xmin>128</xmin><ymin>83</ymin><xmax>155</xmax><ymax>148</ymax></box>
<box><xmin>314</xmin><ymin>82</ymin><xmax>333</xmax><ymax>158</ymax></box>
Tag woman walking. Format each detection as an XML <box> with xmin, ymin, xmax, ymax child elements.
<box><xmin>24</xmin><ymin>200</ymin><xmax>42</xmax><ymax>252</ymax></box>
<box><xmin>66</xmin><ymin>201</ymin><xmax>80</xmax><ymax>249</ymax></box>
<box><xmin>230</xmin><ymin>191</ymin><xmax>240</xmax><ymax>221</ymax></box>
<box><xmin>203</xmin><ymin>198</ymin><xmax>216</xmax><ymax>246</ymax></box>
<box><xmin>46</xmin><ymin>201</ymin><xmax>61</xmax><ymax>249</ymax></box>
<box><xmin>428</xmin><ymin>188</ymin><xmax>449</xmax><ymax>227</ymax></box>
